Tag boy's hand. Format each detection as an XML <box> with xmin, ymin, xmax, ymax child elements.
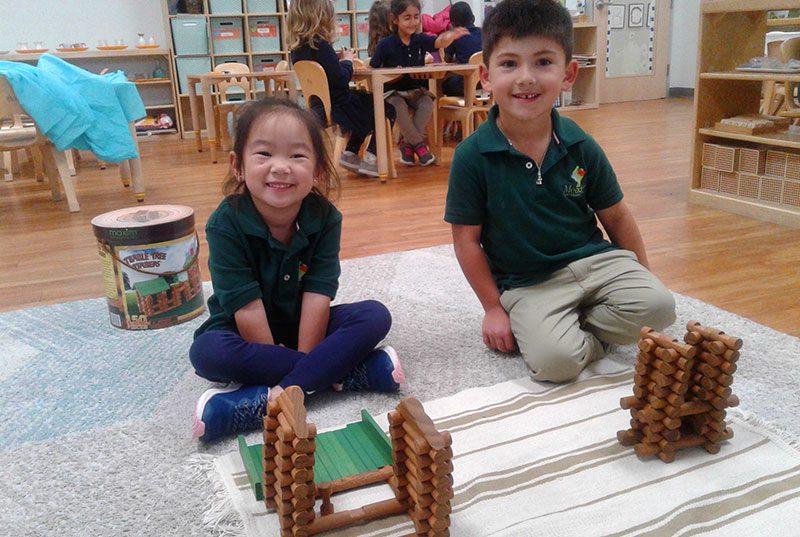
<box><xmin>483</xmin><ymin>305</ymin><xmax>516</xmax><ymax>353</ymax></box>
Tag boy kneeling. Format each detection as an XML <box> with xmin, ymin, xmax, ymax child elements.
<box><xmin>444</xmin><ymin>0</ymin><xmax>675</xmax><ymax>382</ymax></box>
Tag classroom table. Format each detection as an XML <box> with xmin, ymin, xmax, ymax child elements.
<box><xmin>352</xmin><ymin>63</ymin><xmax>480</xmax><ymax>180</ymax></box>
<box><xmin>186</xmin><ymin>71</ymin><xmax>298</xmax><ymax>163</ymax></box>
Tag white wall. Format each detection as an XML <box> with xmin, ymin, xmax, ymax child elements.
<box><xmin>668</xmin><ymin>0</ymin><xmax>700</xmax><ymax>89</ymax></box>
<box><xmin>0</xmin><ymin>0</ymin><xmax>166</xmax><ymax>53</ymax></box>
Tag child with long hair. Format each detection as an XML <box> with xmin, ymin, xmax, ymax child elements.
<box><xmin>288</xmin><ymin>0</ymin><xmax>390</xmax><ymax>177</ymax></box>
<box><xmin>190</xmin><ymin>98</ymin><xmax>404</xmax><ymax>442</ymax></box>
<box><xmin>367</xmin><ymin>0</ymin><xmax>392</xmax><ymax>57</ymax></box>
<box><xmin>369</xmin><ymin>0</ymin><xmax>469</xmax><ymax>166</ymax></box>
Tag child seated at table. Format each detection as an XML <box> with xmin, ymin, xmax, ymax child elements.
<box><xmin>288</xmin><ymin>0</ymin><xmax>390</xmax><ymax>177</ymax></box>
<box><xmin>369</xmin><ymin>0</ymin><xmax>469</xmax><ymax>166</ymax></box>
<box><xmin>442</xmin><ymin>1</ymin><xmax>483</xmax><ymax>97</ymax></box>
<box><xmin>367</xmin><ymin>0</ymin><xmax>392</xmax><ymax>57</ymax></box>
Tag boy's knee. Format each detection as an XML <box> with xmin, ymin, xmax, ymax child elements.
<box><xmin>519</xmin><ymin>341</ymin><xmax>590</xmax><ymax>383</ymax></box>
<box><xmin>643</xmin><ymin>289</ymin><xmax>677</xmax><ymax>332</ymax></box>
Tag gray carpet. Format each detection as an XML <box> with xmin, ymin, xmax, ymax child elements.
<box><xmin>1</xmin><ymin>245</ymin><xmax>798</xmax><ymax>536</ymax></box>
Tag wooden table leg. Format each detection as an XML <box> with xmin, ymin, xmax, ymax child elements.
<box><xmin>187</xmin><ymin>78</ymin><xmax>203</xmax><ymax>153</ymax></box>
<box><xmin>200</xmin><ymin>78</ymin><xmax>219</xmax><ymax>163</ymax></box>
<box><xmin>370</xmin><ymin>74</ymin><xmax>389</xmax><ymax>182</ymax></box>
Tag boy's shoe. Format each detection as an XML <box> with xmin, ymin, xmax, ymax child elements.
<box><xmin>192</xmin><ymin>384</ymin><xmax>270</xmax><ymax>443</ymax></box>
<box><xmin>414</xmin><ymin>143</ymin><xmax>436</xmax><ymax>166</ymax></box>
<box><xmin>358</xmin><ymin>151</ymin><xmax>379</xmax><ymax>177</ymax></box>
<box><xmin>339</xmin><ymin>150</ymin><xmax>361</xmax><ymax>172</ymax></box>
<box><xmin>399</xmin><ymin>144</ymin><xmax>416</xmax><ymax>166</ymax></box>
<box><xmin>341</xmin><ymin>345</ymin><xmax>405</xmax><ymax>392</ymax></box>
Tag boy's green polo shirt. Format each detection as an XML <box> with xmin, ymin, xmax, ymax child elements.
<box><xmin>445</xmin><ymin>106</ymin><xmax>623</xmax><ymax>291</ymax></box>
<box><xmin>194</xmin><ymin>193</ymin><xmax>342</xmax><ymax>342</ymax></box>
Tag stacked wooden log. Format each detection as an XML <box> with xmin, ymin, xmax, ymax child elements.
<box><xmin>263</xmin><ymin>387</ymin><xmax>318</xmax><ymax>537</ymax></box>
<box><xmin>617</xmin><ymin>321</ymin><xmax>741</xmax><ymax>463</ymax></box>
<box><xmin>388</xmin><ymin>397</ymin><xmax>455</xmax><ymax>536</ymax></box>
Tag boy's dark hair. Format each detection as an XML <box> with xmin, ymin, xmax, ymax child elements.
<box><xmin>223</xmin><ymin>97</ymin><xmax>339</xmax><ymax>201</ymax></box>
<box><xmin>449</xmin><ymin>1</ymin><xmax>475</xmax><ymax>27</ymax></box>
<box><xmin>389</xmin><ymin>0</ymin><xmax>421</xmax><ymax>19</ymax></box>
<box><xmin>482</xmin><ymin>0</ymin><xmax>573</xmax><ymax>62</ymax></box>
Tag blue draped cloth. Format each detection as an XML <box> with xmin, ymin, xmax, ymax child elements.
<box><xmin>0</xmin><ymin>54</ymin><xmax>146</xmax><ymax>163</ymax></box>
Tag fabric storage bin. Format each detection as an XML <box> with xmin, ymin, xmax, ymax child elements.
<box><xmin>211</xmin><ymin>17</ymin><xmax>245</xmax><ymax>54</ymax></box>
<box><xmin>336</xmin><ymin>14</ymin><xmax>352</xmax><ymax>49</ymax></box>
<box><xmin>356</xmin><ymin>0</ymin><xmax>372</xmax><ymax>10</ymax></box>
<box><xmin>356</xmin><ymin>13</ymin><xmax>369</xmax><ymax>50</ymax></box>
<box><xmin>175</xmin><ymin>56</ymin><xmax>212</xmax><ymax>94</ymax></box>
<box><xmin>209</xmin><ymin>0</ymin><xmax>243</xmax><ymax>13</ymax></box>
<box><xmin>249</xmin><ymin>17</ymin><xmax>281</xmax><ymax>53</ymax></box>
<box><xmin>253</xmin><ymin>54</ymin><xmax>284</xmax><ymax>91</ymax></box>
<box><xmin>246</xmin><ymin>0</ymin><xmax>278</xmax><ymax>13</ymax></box>
<box><xmin>334</xmin><ymin>0</ymin><xmax>348</xmax><ymax>11</ymax></box>
<box><xmin>171</xmin><ymin>16</ymin><xmax>209</xmax><ymax>55</ymax></box>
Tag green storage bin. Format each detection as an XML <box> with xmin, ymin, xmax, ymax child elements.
<box><xmin>209</xmin><ymin>0</ymin><xmax>243</xmax><ymax>13</ymax></box>
<box><xmin>211</xmin><ymin>17</ymin><xmax>245</xmax><ymax>54</ymax></box>
<box><xmin>249</xmin><ymin>16</ymin><xmax>281</xmax><ymax>53</ymax></box>
<box><xmin>334</xmin><ymin>0</ymin><xmax>348</xmax><ymax>11</ymax></box>
<box><xmin>336</xmin><ymin>14</ymin><xmax>352</xmax><ymax>49</ymax></box>
<box><xmin>175</xmin><ymin>56</ymin><xmax>212</xmax><ymax>94</ymax></box>
<box><xmin>253</xmin><ymin>54</ymin><xmax>284</xmax><ymax>92</ymax></box>
<box><xmin>355</xmin><ymin>0</ymin><xmax>372</xmax><ymax>11</ymax></box>
<box><xmin>171</xmin><ymin>16</ymin><xmax>209</xmax><ymax>55</ymax></box>
<box><xmin>246</xmin><ymin>0</ymin><xmax>278</xmax><ymax>13</ymax></box>
<box><xmin>356</xmin><ymin>13</ymin><xmax>369</xmax><ymax>50</ymax></box>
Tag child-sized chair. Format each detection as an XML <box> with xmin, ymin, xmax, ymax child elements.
<box><xmin>0</xmin><ymin>75</ymin><xmax>77</xmax><ymax>211</ymax></box>
<box><xmin>213</xmin><ymin>62</ymin><xmax>255</xmax><ymax>151</ymax></box>
<box><xmin>436</xmin><ymin>52</ymin><xmax>492</xmax><ymax>146</ymax></box>
<box><xmin>293</xmin><ymin>60</ymin><xmax>396</xmax><ymax>180</ymax></box>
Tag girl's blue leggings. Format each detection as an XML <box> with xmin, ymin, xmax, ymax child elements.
<box><xmin>189</xmin><ymin>300</ymin><xmax>391</xmax><ymax>393</ymax></box>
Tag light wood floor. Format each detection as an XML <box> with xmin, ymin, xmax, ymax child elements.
<box><xmin>2</xmin><ymin>99</ymin><xmax>799</xmax><ymax>336</ymax></box>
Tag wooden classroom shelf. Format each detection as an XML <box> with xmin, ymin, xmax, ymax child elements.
<box><xmin>689</xmin><ymin>0</ymin><xmax>800</xmax><ymax>228</ymax></box>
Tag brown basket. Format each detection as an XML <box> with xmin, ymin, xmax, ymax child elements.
<box><xmin>719</xmin><ymin>171</ymin><xmax>738</xmax><ymax>195</ymax></box>
<box><xmin>702</xmin><ymin>143</ymin><xmax>718</xmax><ymax>168</ymax></box>
<box><xmin>714</xmin><ymin>145</ymin><xmax>738</xmax><ymax>173</ymax></box>
<box><xmin>738</xmin><ymin>148</ymin><xmax>766</xmax><ymax>175</ymax></box>
<box><xmin>738</xmin><ymin>173</ymin><xmax>760</xmax><ymax>199</ymax></box>
<box><xmin>760</xmin><ymin>176</ymin><xmax>783</xmax><ymax>203</ymax></box>
<box><xmin>782</xmin><ymin>179</ymin><xmax>800</xmax><ymax>208</ymax></box>
<box><xmin>700</xmin><ymin>167</ymin><xmax>720</xmax><ymax>191</ymax></box>
<box><xmin>765</xmin><ymin>150</ymin><xmax>788</xmax><ymax>177</ymax></box>
<box><xmin>785</xmin><ymin>153</ymin><xmax>800</xmax><ymax>181</ymax></box>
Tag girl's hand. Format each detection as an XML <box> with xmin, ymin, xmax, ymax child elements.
<box><xmin>340</xmin><ymin>47</ymin><xmax>356</xmax><ymax>62</ymax></box>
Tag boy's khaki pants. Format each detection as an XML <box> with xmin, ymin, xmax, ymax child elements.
<box><xmin>499</xmin><ymin>249</ymin><xmax>676</xmax><ymax>383</ymax></box>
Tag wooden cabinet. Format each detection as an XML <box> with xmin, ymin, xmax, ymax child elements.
<box><xmin>690</xmin><ymin>0</ymin><xmax>800</xmax><ymax>227</ymax></box>
<box><xmin>4</xmin><ymin>48</ymin><xmax>179</xmax><ymax>138</ymax></box>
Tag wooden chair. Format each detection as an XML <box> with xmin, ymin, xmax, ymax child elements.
<box><xmin>436</xmin><ymin>52</ymin><xmax>492</xmax><ymax>146</ymax></box>
<box><xmin>760</xmin><ymin>40</ymin><xmax>786</xmax><ymax>116</ymax></box>
<box><xmin>293</xmin><ymin>60</ymin><xmax>396</xmax><ymax>180</ymax></box>
<box><xmin>776</xmin><ymin>37</ymin><xmax>800</xmax><ymax>123</ymax></box>
<box><xmin>0</xmin><ymin>75</ymin><xmax>78</xmax><ymax>211</ymax></box>
<box><xmin>213</xmin><ymin>62</ymin><xmax>255</xmax><ymax>151</ymax></box>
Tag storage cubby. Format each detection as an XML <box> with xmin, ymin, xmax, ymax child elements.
<box><xmin>689</xmin><ymin>0</ymin><xmax>800</xmax><ymax>227</ymax></box>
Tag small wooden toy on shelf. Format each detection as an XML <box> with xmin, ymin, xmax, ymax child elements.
<box><xmin>617</xmin><ymin>321</ymin><xmax>742</xmax><ymax>463</ymax></box>
<box><xmin>239</xmin><ymin>386</ymin><xmax>454</xmax><ymax>536</ymax></box>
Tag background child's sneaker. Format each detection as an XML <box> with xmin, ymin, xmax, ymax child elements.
<box><xmin>414</xmin><ymin>143</ymin><xmax>435</xmax><ymax>166</ymax></box>
<box><xmin>339</xmin><ymin>150</ymin><xmax>360</xmax><ymax>172</ymax></box>
<box><xmin>341</xmin><ymin>345</ymin><xmax>405</xmax><ymax>392</ymax></box>
<box><xmin>399</xmin><ymin>144</ymin><xmax>416</xmax><ymax>166</ymax></box>
<box><xmin>192</xmin><ymin>384</ymin><xmax>269</xmax><ymax>442</ymax></box>
<box><xmin>358</xmin><ymin>151</ymin><xmax>379</xmax><ymax>177</ymax></box>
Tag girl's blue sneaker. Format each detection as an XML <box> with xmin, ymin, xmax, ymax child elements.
<box><xmin>341</xmin><ymin>345</ymin><xmax>405</xmax><ymax>392</ymax></box>
<box><xmin>192</xmin><ymin>384</ymin><xmax>270</xmax><ymax>442</ymax></box>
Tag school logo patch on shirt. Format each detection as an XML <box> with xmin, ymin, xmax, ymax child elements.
<box><xmin>564</xmin><ymin>165</ymin><xmax>586</xmax><ymax>197</ymax></box>
<box><xmin>298</xmin><ymin>262</ymin><xmax>308</xmax><ymax>280</ymax></box>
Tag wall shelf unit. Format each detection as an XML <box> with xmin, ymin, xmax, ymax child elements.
<box><xmin>161</xmin><ymin>0</ymin><xmax>373</xmax><ymax>135</ymax></box>
<box><xmin>689</xmin><ymin>0</ymin><xmax>800</xmax><ymax>228</ymax></box>
<box><xmin>4</xmin><ymin>48</ymin><xmax>179</xmax><ymax>138</ymax></box>
<box><xmin>559</xmin><ymin>20</ymin><xmax>599</xmax><ymax>111</ymax></box>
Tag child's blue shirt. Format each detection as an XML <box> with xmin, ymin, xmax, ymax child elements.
<box><xmin>369</xmin><ymin>33</ymin><xmax>438</xmax><ymax>91</ymax></box>
<box><xmin>445</xmin><ymin>24</ymin><xmax>482</xmax><ymax>64</ymax></box>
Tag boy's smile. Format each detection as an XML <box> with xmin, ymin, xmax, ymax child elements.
<box><xmin>480</xmin><ymin>35</ymin><xmax>578</xmax><ymax>130</ymax></box>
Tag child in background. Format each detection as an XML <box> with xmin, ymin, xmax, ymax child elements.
<box><xmin>367</xmin><ymin>0</ymin><xmax>392</xmax><ymax>57</ymax></box>
<box><xmin>190</xmin><ymin>98</ymin><xmax>404</xmax><ymax>442</ymax></box>
<box><xmin>445</xmin><ymin>0</ymin><xmax>675</xmax><ymax>383</ymax></box>
<box><xmin>369</xmin><ymin>0</ymin><xmax>469</xmax><ymax>166</ymax></box>
<box><xmin>442</xmin><ymin>1</ymin><xmax>483</xmax><ymax>97</ymax></box>
<box><xmin>288</xmin><ymin>0</ymin><xmax>390</xmax><ymax>177</ymax></box>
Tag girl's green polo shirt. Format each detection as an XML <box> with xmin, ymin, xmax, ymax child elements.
<box><xmin>444</xmin><ymin>106</ymin><xmax>623</xmax><ymax>291</ymax></box>
<box><xmin>195</xmin><ymin>193</ymin><xmax>342</xmax><ymax>343</ymax></box>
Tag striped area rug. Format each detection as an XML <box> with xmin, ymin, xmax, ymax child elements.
<box><xmin>213</xmin><ymin>360</ymin><xmax>800</xmax><ymax>537</ymax></box>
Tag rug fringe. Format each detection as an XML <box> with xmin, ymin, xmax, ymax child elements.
<box><xmin>730</xmin><ymin>409</ymin><xmax>800</xmax><ymax>454</ymax></box>
<box><xmin>185</xmin><ymin>453</ymin><xmax>247</xmax><ymax>537</ymax></box>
